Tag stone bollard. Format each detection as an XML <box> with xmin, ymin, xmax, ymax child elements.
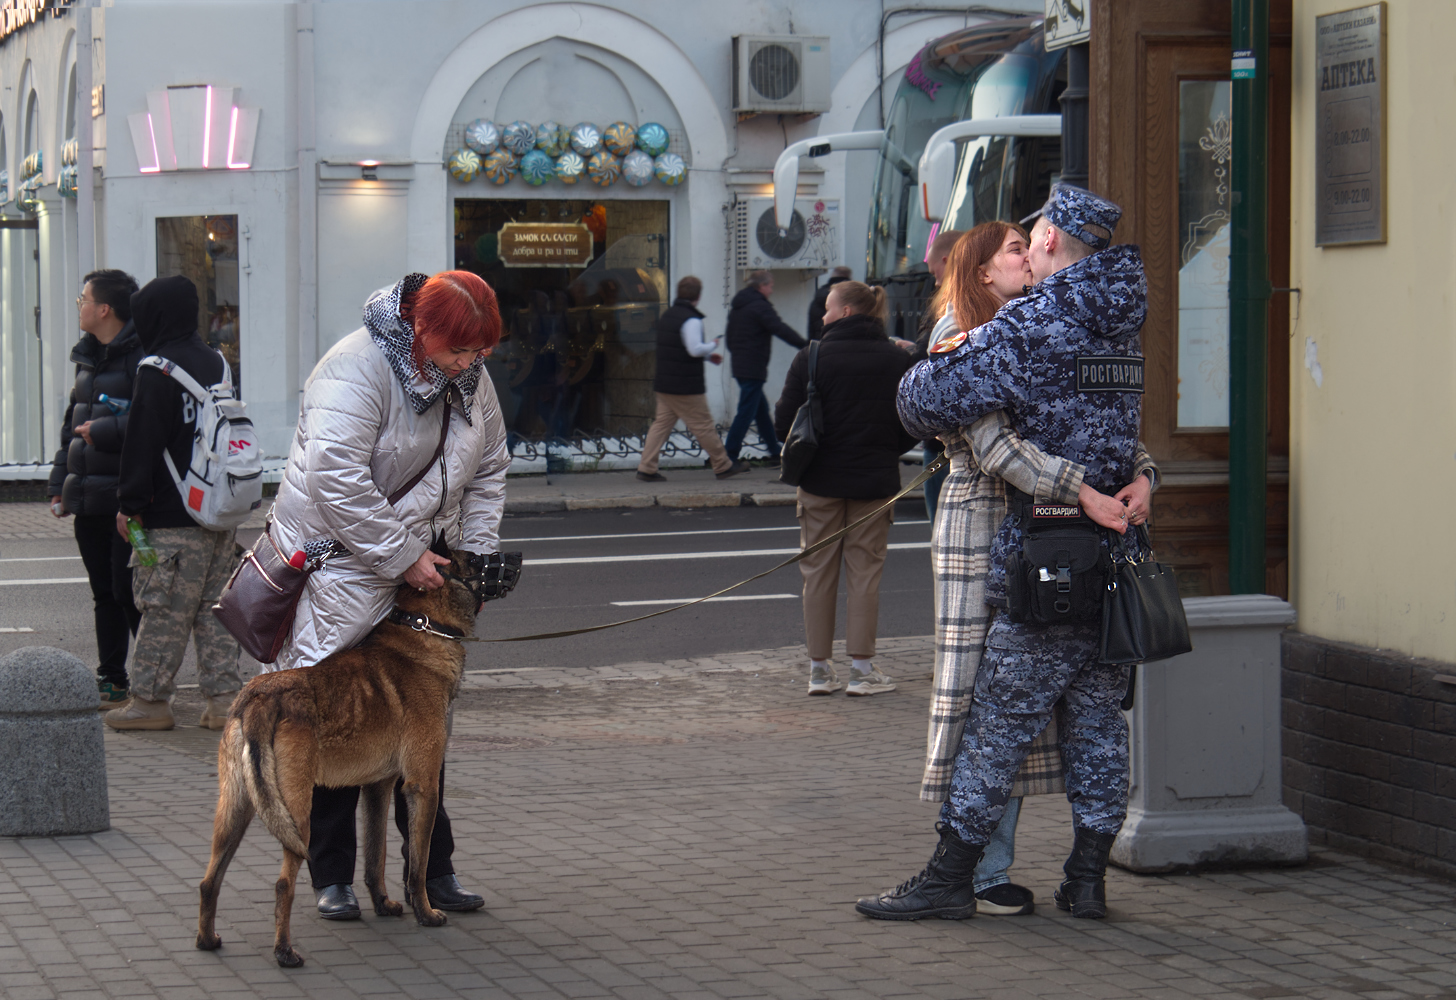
<box><xmin>0</xmin><ymin>646</ymin><xmax>110</xmax><ymax>836</ymax></box>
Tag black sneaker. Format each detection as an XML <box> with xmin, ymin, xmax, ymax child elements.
<box><xmin>975</xmin><ymin>882</ymin><xmax>1035</xmax><ymax>915</ymax></box>
<box><xmin>715</xmin><ymin>460</ymin><xmax>752</xmax><ymax>479</ymax></box>
<box><xmin>636</xmin><ymin>471</ymin><xmax>667</xmax><ymax>482</ymax></box>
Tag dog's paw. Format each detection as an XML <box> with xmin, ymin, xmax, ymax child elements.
<box><xmin>195</xmin><ymin>931</ymin><xmax>222</xmax><ymax>951</ymax></box>
<box><xmin>274</xmin><ymin>945</ymin><xmax>306</xmax><ymax>968</ymax></box>
<box><xmin>416</xmin><ymin>907</ymin><xmax>448</xmax><ymax>928</ymax></box>
<box><xmin>375</xmin><ymin>897</ymin><xmax>404</xmax><ymax>918</ymax></box>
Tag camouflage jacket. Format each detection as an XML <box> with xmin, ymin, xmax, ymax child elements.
<box><xmin>897</xmin><ymin>244</ymin><xmax>1149</xmax><ymax>602</ymax></box>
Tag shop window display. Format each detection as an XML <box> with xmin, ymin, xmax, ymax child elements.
<box><xmin>454</xmin><ymin>199</ymin><xmax>668</xmax><ymax>442</ymax></box>
<box><xmin>155</xmin><ymin>215</ymin><xmax>242</xmax><ymax>392</ymax></box>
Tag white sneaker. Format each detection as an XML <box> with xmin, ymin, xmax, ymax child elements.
<box><xmin>807</xmin><ymin>663</ymin><xmax>844</xmax><ymax>696</ymax></box>
<box><xmin>846</xmin><ymin>665</ymin><xmax>896</xmax><ymax>696</ymax></box>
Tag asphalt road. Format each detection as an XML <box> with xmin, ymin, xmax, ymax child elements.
<box><xmin>0</xmin><ymin>503</ymin><xmax>935</xmax><ymax>679</ymax></box>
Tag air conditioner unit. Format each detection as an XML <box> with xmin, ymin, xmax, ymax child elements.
<box><xmin>735</xmin><ymin>197</ymin><xmax>840</xmax><ymax>270</ymax></box>
<box><xmin>732</xmin><ymin>35</ymin><xmax>831</xmax><ymax>114</ymax></box>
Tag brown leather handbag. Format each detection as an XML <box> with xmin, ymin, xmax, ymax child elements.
<box><xmin>213</xmin><ymin>391</ymin><xmax>453</xmax><ymax>662</ymax></box>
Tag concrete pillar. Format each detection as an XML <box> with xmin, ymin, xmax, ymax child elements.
<box><xmin>0</xmin><ymin>646</ymin><xmax>110</xmax><ymax>836</ymax></box>
<box><xmin>1112</xmin><ymin>594</ymin><xmax>1306</xmax><ymax>871</ymax></box>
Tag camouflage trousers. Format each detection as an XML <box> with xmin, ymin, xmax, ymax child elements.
<box><xmin>939</xmin><ymin>612</ymin><xmax>1131</xmax><ymax>844</ymax></box>
<box><xmin>128</xmin><ymin>526</ymin><xmax>242</xmax><ymax>701</ymax></box>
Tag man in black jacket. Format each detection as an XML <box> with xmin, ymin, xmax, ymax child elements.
<box><xmin>723</xmin><ymin>270</ymin><xmax>807</xmax><ymax>463</ymax></box>
<box><xmin>636</xmin><ymin>276</ymin><xmax>750</xmax><ymax>482</ymax></box>
<box><xmin>807</xmin><ymin>266</ymin><xmax>853</xmax><ymax>341</ymax></box>
<box><xmin>48</xmin><ymin>269</ymin><xmax>143</xmax><ymax>709</ymax></box>
<box><xmin>105</xmin><ymin>275</ymin><xmax>242</xmax><ymax>733</ymax></box>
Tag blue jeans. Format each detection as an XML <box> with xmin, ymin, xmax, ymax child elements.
<box><xmin>922</xmin><ymin>444</ymin><xmax>949</xmax><ymax>523</ymax></box>
<box><xmin>973</xmin><ymin>795</ymin><xmax>1021</xmax><ymax>891</ymax></box>
<box><xmin>724</xmin><ymin>378</ymin><xmax>778</xmax><ymax>460</ymax></box>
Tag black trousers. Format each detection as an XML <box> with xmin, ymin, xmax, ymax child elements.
<box><xmin>306</xmin><ymin>765</ymin><xmax>455</xmax><ymax>889</ymax></box>
<box><xmin>73</xmin><ymin>513</ymin><xmax>141</xmax><ymax>687</ymax></box>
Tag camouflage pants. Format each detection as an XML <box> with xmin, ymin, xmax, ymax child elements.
<box><xmin>939</xmin><ymin>613</ymin><xmax>1130</xmax><ymax>844</ymax></box>
<box><xmin>128</xmin><ymin>526</ymin><xmax>242</xmax><ymax>701</ymax></box>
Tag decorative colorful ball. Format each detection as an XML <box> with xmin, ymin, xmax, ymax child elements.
<box><xmin>482</xmin><ymin>149</ymin><xmax>519</xmax><ymax>185</ymax></box>
<box><xmin>569</xmin><ymin>122</ymin><xmax>602</xmax><ymax>158</ymax></box>
<box><xmin>520</xmin><ymin>149</ymin><xmax>555</xmax><ymax>186</ymax></box>
<box><xmin>621</xmin><ymin>149</ymin><xmax>654</xmax><ymax>187</ymax></box>
<box><xmin>534</xmin><ymin>121</ymin><xmax>569</xmax><ymax>157</ymax></box>
<box><xmin>635</xmin><ymin>122</ymin><xmax>670</xmax><ymax>157</ymax></box>
<box><xmin>653</xmin><ymin>152</ymin><xmax>686</xmax><ymax>186</ymax></box>
<box><xmin>502</xmin><ymin>120</ymin><xmax>536</xmax><ymax>157</ymax></box>
<box><xmin>554</xmin><ymin>151</ymin><xmax>585</xmax><ymax>184</ymax></box>
<box><xmin>602</xmin><ymin>122</ymin><xmax>637</xmax><ymax>157</ymax></box>
<box><xmin>464</xmin><ymin>119</ymin><xmax>500</xmax><ymax>155</ymax></box>
<box><xmin>448</xmin><ymin>148</ymin><xmax>482</xmax><ymax>183</ymax></box>
<box><xmin>586</xmin><ymin>151</ymin><xmax>621</xmax><ymax>186</ymax></box>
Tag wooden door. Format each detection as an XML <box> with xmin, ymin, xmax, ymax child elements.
<box><xmin>1090</xmin><ymin>0</ymin><xmax>1292</xmax><ymax>596</ymax></box>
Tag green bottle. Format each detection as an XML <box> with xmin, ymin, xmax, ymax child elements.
<box><xmin>126</xmin><ymin>517</ymin><xmax>159</xmax><ymax>567</ymax></box>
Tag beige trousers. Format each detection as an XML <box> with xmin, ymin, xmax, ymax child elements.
<box><xmin>637</xmin><ymin>393</ymin><xmax>732</xmax><ymax>475</ymax></box>
<box><xmin>796</xmin><ymin>489</ymin><xmax>895</xmax><ymax>661</ymax></box>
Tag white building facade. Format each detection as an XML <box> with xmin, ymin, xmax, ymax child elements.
<box><xmin>0</xmin><ymin>0</ymin><xmax>1035</xmax><ymax>475</ymax></box>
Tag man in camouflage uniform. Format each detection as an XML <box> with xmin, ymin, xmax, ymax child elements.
<box><xmin>858</xmin><ymin>186</ymin><xmax>1148</xmax><ymax>922</ymax></box>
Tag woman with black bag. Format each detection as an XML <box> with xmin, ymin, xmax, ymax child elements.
<box><xmin>265</xmin><ymin>271</ymin><xmax>511</xmax><ymax>921</ymax></box>
<box><xmin>773</xmin><ymin>281</ymin><xmax>918</xmax><ymax>698</ymax></box>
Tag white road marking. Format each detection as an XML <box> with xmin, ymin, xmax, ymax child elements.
<box><xmin>527</xmin><ymin>542</ymin><xmax>929</xmax><ymax>567</ymax></box>
<box><xmin>0</xmin><ymin>627</ymin><xmax>35</xmax><ymax>633</ymax></box>
<box><xmin>0</xmin><ymin>578</ymin><xmax>90</xmax><ymax>586</ymax></box>
<box><xmin>611</xmin><ymin>593</ymin><xmax>797</xmax><ymax>607</ymax></box>
<box><xmin>0</xmin><ymin>555</ymin><xmax>82</xmax><ymax>563</ymax></box>
<box><xmin>503</xmin><ymin>521</ymin><xmax>928</xmax><ymax>544</ymax></box>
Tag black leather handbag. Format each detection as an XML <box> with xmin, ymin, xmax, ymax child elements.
<box><xmin>779</xmin><ymin>341</ymin><xmax>823</xmax><ymax>487</ymax></box>
<box><xmin>1099</xmin><ymin>524</ymin><xmax>1193</xmax><ymax>665</ymax></box>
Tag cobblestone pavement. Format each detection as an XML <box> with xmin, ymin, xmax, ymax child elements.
<box><xmin>2</xmin><ymin>639</ymin><xmax>1454</xmax><ymax>1000</ymax></box>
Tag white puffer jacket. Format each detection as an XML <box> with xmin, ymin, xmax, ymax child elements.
<box><xmin>266</xmin><ymin>326</ymin><xmax>510</xmax><ymax>671</ymax></box>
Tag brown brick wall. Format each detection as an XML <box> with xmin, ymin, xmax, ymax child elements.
<box><xmin>1282</xmin><ymin>632</ymin><xmax>1456</xmax><ymax>881</ymax></box>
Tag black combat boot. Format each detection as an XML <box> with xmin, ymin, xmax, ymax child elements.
<box><xmin>855</xmin><ymin>823</ymin><xmax>984</xmax><ymax>920</ymax></box>
<box><xmin>1053</xmin><ymin>827</ymin><xmax>1118</xmax><ymax>919</ymax></box>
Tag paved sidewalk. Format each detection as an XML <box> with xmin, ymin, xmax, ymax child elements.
<box><xmin>3</xmin><ymin>640</ymin><xmax>1454</xmax><ymax>1000</ymax></box>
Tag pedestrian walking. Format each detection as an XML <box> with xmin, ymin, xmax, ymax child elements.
<box><xmin>47</xmin><ymin>269</ymin><xmax>144</xmax><ymax>710</ymax></box>
<box><xmin>636</xmin><ymin>276</ymin><xmax>750</xmax><ymax>483</ymax></box>
<box><xmin>914</xmin><ymin>222</ymin><xmax>1160</xmax><ymax>916</ymax></box>
<box><xmin>105</xmin><ymin>276</ymin><xmax>244</xmax><ymax>733</ymax></box>
<box><xmin>861</xmin><ymin>185</ymin><xmax>1152</xmax><ymax>922</ymax></box>
<box><xmin>266</xmin><ymin>271</ymin><xmax>510</xmax><ymax>921</ymax></box>
<box><xmin>807</xmin><ymin>265</ymin><xmax>852</xmax><ymax>340</ymax></box>
<box><xmin>724</xmin><ymin>270</ymin><xmax>808</xmax><ymax>463</ymax></box>
<box><xmin>773</xmin><ymin>281</ymin><xmax>917</xmax><ymax>698</ymax></box>
<box><xmin>910</xmin><ymin>229</ymin><xmax>965</xmax><ymax>522</ymax></box>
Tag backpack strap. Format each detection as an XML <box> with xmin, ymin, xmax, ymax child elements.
<box><xmin>138</xmin><ymin>354</ymin><xmax>209</xmax><ymax>403</ymax></box>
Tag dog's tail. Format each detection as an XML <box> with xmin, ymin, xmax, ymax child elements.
<box><xmin>234</xmin><ymin>699</ymin><xmax>310</xmax><ymax>858</ymax></box>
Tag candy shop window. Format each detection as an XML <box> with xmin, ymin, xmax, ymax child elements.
<box><xmin>156</xmin><ymin>215</ymin><xmax>242</xmax><ymax>393</ymax></box>
<box><xmin>454</xmin><ymin>198</ymin><xmax>669</xmax><ymax>442</ymax></box>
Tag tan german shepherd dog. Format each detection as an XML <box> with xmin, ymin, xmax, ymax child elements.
<box><xmin>195</xmin><ymin>548</ymin><xmax>485</xmax><ymax>968</ymax></box>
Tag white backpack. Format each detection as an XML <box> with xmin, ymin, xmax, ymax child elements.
<box><xmin>138</xmin><ymin>354</ymin><xmax>263</xmax><ymax>531</ymax></box>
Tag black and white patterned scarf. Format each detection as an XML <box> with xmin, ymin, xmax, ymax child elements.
<box><xmin>363</xmin><ymin>273</ymin><xmax>483</xmax><ymax>425</ymax></box>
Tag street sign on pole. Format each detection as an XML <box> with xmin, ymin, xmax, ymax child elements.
<box><xmin>1044</xmin><ymin>0</ymin><xmax>1090</xmax><ymax>51</ymax></box>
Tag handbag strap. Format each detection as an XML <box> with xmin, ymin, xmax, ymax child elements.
<box><xmin>388</xmin><ymin>384</ymin><xmax>454</xmax><ymax>507</ymax></box>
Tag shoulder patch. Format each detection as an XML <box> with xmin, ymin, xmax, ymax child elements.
<box><xmin>1032</xmin><ymin>503</ymin><xmax>1082</xmax><ymax>519</ymax></box>
<box><xmin>929</xmin><ymin>330</ymin><xmax>968</xmax><ymax>354</ymax></box>
<box><xmin>1076</xmin><ymin>356</ymin><xmax>1144</xmax><ymax>393</ymax></box>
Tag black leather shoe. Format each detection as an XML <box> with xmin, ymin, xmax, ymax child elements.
<box><xmin>855</xmin><ymin>824</ymin><xmax>983</xmax><ymax>920</ymax></box>
<box><xmin>423</xmin><ymin>874</ymin><xmax>485</xmax><ymax>912</ymax></box>
<box><xmin>315</xmin><ymin>883</ymin><xmax>361</xmax><ymax>920</ymax></box>
<box><xmin>1053</xmin><ymin>827</ymin><xmax>1118</xmax><ymax>919</ymax></box>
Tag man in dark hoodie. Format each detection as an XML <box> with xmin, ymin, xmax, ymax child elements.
<box><xmin>861</xmin><ymin>186</ymin><xmax>1150</xmax><ymax>923</ymax></box>
<box><xmin>806</xmin><ymin>265</ymin><xmax>852</xmax><ymax>341</ymax></box>
<box><xmin>723</xmin><ymin>270</ymin><xmax>807</xmax><ymax>463</ymax></box>
<box><xmin>105</xmin><ymin>274</ymin><xmax>242</xmax><ymax>733</ymax></box>
<box><xmin>48</xmin><ymin>269</ymin><xmax>144</xmax><ymax>709</ymax></box>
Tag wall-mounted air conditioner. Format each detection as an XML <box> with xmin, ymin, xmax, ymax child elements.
<box><xmin>734</xmin><ymin>197</ymin><xmax>840</xmax><ymax>270</ymax></box>
<box><xmin>732</xmin><ymin>35</ymin><xmax>831</xmax><ymax>114</ymax></box>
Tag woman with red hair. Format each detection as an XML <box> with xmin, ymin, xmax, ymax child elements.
<box><xmin>267</xmin><ymin>270</ymin><xmax>510</xmax><ymax>921</ymax></box>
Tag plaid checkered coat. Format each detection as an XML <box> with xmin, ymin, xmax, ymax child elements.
<box><xmin>920</xmin><ymin>413</ymin><xmax>1158</xmax><ymax>802</ymax></box>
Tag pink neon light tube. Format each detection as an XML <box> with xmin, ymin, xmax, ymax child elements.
<box><xmin>141</xmin><ymin>113</ymin><xmax>161</xmax><ymax>173</ymax></box>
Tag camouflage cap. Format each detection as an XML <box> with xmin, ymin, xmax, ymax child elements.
<box><xmin>1020</xmin><ymin>184</ymin><xmax>1122</xmax><ymax>250</ymax></box>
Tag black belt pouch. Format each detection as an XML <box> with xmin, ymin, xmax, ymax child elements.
<box><xmin>1005</xmin><ymin>501</ymin><xmax>1110</xmax><ymax>625</ymax></box>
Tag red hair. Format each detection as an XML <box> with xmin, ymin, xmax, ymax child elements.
<box><xmin>942</xmin><ymin>221</ymin><xmax>1029</xmax><ymax>332</ymax></box>
<box><xmin>401</xmin><ymin>271</ymin><xmax>501</xmax><ymax>372</ymax></box>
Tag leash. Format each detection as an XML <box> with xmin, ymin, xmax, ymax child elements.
<box><xmin>454</xmin><ymin>456</ymin><xmax>947</xmax><ymax>644</ymax></box>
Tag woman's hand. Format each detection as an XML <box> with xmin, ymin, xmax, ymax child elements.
<box><xmin>1077</xmin><ymin>483</ymin><xmax>1128</xmax><ymax>535</ymax></box>
<box><xmin>404</xmin><ymin>551</ymin><xmax>451</xmax><ymax>591</ymax></box>
<box><xmin>1113</xmin><ymin>473</ymin><xmax>1153</xmax><ymax>526</ymax></box>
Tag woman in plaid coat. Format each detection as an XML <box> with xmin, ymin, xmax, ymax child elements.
<box><xmin>916</xmin><ymin>223</ymin><xmax>1159</xmax><ymax>914</ymax></box>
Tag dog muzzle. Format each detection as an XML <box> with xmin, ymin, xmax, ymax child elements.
<box><xmin>458</xmin><ymin>551</ymin><xmax>523</xmax><ymax>608</ymax></box>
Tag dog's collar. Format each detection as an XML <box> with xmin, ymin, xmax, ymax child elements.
<box><xmin>386</xmin><ymin>607</ymin><xmax>466</xmax><ymax>641</ymax></box>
